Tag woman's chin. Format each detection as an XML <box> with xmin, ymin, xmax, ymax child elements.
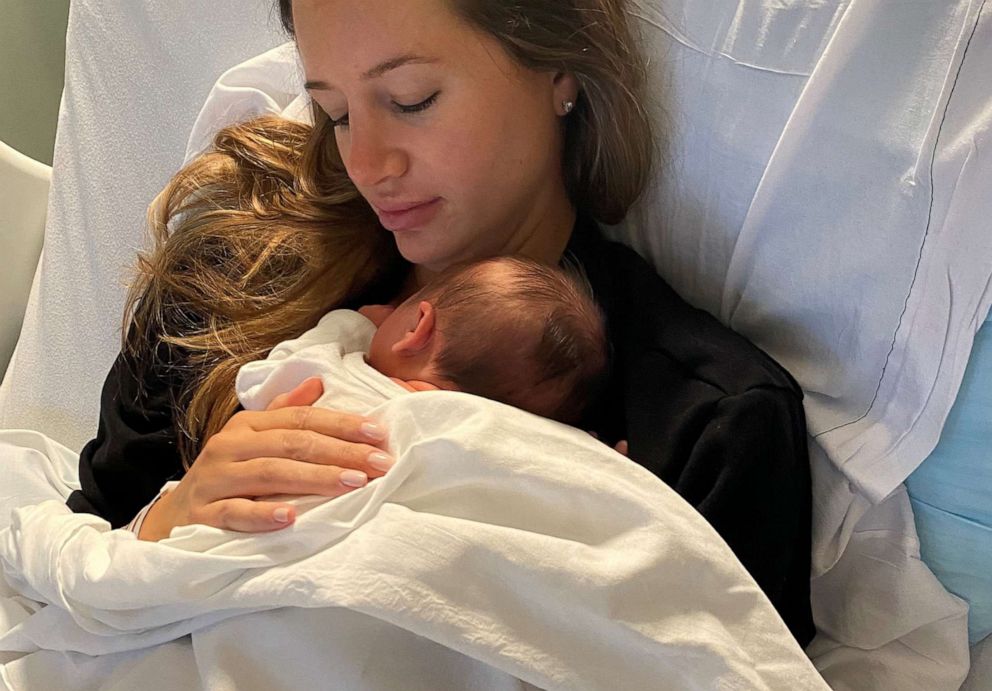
<box><xmin>394</xmin><ymin>236</ymin><xmax>457</xmax><ymax>272</ymax></box>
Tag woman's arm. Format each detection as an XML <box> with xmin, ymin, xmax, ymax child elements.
<box><xmin>136</xmin><ymin>377</ymin><xmax>390</xmax><ymax>540</ymax></box>
<box><xmin>631</xmin><ymin>385</ymin><xmax>815</xmax><ymax>645</ymax></box>
<box><xmin>69</xmin><ymin>351</ymin><xmax>395</xmax><ymax>538</ymax></box>
<box><xmin>67</xmin><ymin>349</ymin><xmax>183</xmax><ymax>528</ymax></box>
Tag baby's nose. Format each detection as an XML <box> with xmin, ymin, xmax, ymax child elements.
<box><xmin>358</xmin><ymin>304</ymin><xmax>395</xmax><ymax>327</ymax></box>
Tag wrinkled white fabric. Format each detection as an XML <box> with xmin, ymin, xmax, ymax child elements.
<box><xmin>806</xmin><ymin>444</ymin><xmax>970</xmax><ymax>691</ymax></box>
<box><xmin>0</xmin><ymin>311</ymin><xmax>828</xmax><ymax>690</ymax></box>
<box><xmin>0</xmin><ymin>431</ymin><xmax>534</xmax><ymax>691</ymax></box>
<box><xmin>715</xmin><ymin>1</ymin><xmax>992</xmax><ymax>504</ymax></box>
<box><xmin>183</xmin><ymin>41</ymin><xmax>310</xmax><ymax>163</ymax></box>
<box><xmin>620</xmin><ymin>0</ymin><xmax>992</xmax><ymax>503</ymax></box>
<box><xmin>962</xmin><ymin>635</ymin><xmax>992</xmax><ymax>691</ymax></box>
<box><xmin>236</xmin><ymin>309</ymin><xmax>405</xmax><ymax>413</ymax></box>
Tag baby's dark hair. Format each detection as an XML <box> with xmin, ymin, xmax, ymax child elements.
<box><xmin>417</xmin><ymin>256</ymin><xmax>608</xmax><ymax>424</ymax></box>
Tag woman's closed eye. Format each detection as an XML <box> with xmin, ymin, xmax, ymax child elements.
<box><xmin>328</xmin><ymin>92</ymin><xmax>441</xmax><ymax>129</ymax></box>
<box><xmin>396</xmin><ymin>91</ymin><xmax>440</xmax><ymax>114</ymax></box>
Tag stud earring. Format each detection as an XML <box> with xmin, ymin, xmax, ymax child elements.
<box><xmin>561</xmin><ymin>100</ymin><xmax>575</xmax><ymax>115</ymax></box>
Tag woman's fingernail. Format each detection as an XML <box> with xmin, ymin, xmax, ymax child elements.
<box><xmin>340</xmin><ymin>470</ymin><xmax>369</xmax><ymax>488</ymax></box>
<box><xmin>274</xmin><ymin>507</ymin><xmax>292</xmax><ymax>523</ymax></box>
<box><xmin>361</xmin><ymin>421</ymin><xmax>387</xmax><ymax>441</ymax></box>
<box><xmin>368</xmin><ymin>452</ymin><xmax>394</xmax><ymax>472</ymax></box>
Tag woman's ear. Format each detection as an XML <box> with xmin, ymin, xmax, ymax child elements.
<box><xmin>391</xmin><ymin>301</ymin><xmax>437</xmax><ymax>356</ymax></box>
<box><xmin>552</xmin><ymin>71</ymin><xmax>580</xmax><ymax>115</ymax></box>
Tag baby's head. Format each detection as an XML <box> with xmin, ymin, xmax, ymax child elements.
<box><xmin>359</xmin><ymin>256</ymin><xmax>607</xmax><ymax>424</ymax></box>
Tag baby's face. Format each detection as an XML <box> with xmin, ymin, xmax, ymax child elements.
<box><xmin>358</xmin><ymin>303</ymin><xmax>402</xmax><ymax>375</ymax></box>
<box><xmin>358</xmin><ymin>298</ymin><xmax>432</xmax><ymax>384</ymax></box>
<box><xmin>357</xmin><ymin>304</ymin><xmax>396</xmax><ymax>329</ymax></box>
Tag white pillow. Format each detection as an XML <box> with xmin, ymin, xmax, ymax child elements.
<box><xmin>0</xmin><ymin>1</ymin><xmax>287</xmax><ymax>450</ymax></box>
<box><xmin>615</xmin><ymin>0</ymin><xmax>992</xmax><ymax>502</ymax></box>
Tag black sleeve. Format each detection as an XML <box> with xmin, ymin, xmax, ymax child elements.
<box><xmin>571</xmin><ymin>232</ymin><xmax>815</xmax><ymax>645</ymax></box>
<box><xmin>649</xmin><ymin>386</ymin><xmax>815</xmax><ymax>645</ymax></box>
<box><xmin>66</xmin><ymin>348</ymin><xmax>184</xmax><ymax>529</ymax></box>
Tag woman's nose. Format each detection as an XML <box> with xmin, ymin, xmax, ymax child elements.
<box><xmin>340</xmin><ymin>120</ymin><xmax>409</xmax><ymax>188</ymax></box>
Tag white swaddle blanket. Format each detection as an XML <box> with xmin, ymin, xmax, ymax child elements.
<box><xmin>0</xmin><ymin>310</ymin><xmax>827</xmax><ymax>690</ymax></box>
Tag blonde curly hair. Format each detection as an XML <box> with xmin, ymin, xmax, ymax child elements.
<box><xmin>124</xmin><ymin>115</ymin><xmax>405</xmax><ymax>467</ymax></box>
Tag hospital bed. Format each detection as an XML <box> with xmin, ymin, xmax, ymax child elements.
<box><xmin>0</xmin><ymin>141</ymin><xmax>48</xmax><ymax>380</ymax></box>
<box><xmin>0</xmin><ymin>0</ymin><xmax>990</xmax><ymax>689</ymax></box>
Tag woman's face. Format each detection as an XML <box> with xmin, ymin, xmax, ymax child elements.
<box><xmin>293</xmin><ymin>0</ymin><xmax>575</xmax><ymax>272</ymax></box>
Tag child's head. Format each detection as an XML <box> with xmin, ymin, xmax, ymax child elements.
<box><xmin>359</xmin><ymin>256</ymin><xmax>607</xmax><ymax>424</ymax></box>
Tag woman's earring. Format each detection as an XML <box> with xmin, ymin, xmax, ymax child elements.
<box><xmin>561</xmin><ymin>100</ymin><xmax>575</xmax><ymax>115</ymax></box>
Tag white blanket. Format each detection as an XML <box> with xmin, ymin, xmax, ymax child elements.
<box><xmin>0</xmin><ymin>311</ymin><xmax>828</xmax><ymax>689</ymax></box>
<box><xmin>236</xmin><ymin>309</ymin><xmax>406</xmax><ymax>412</ymax></box>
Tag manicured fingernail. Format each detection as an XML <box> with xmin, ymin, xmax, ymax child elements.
<box><xmin>368</xmin><ymin>452</ymin><xmax>394</xmax><ymax>472</ymax></box>
<box><xmin>274</xmin><ymin>507</ymin><xmax>292</xmax><ymax>523</ymax></box>
<box><xmin>340</xmin><ymin>470</ymin><xmax>368</xmax><ymax>488</ymax></box>
<box><xmin>361</xmin><ymin>421</ymin><xmax>387</xmax><ymax>441</ymax></box>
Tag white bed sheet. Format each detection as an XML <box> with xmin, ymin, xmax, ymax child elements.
<box><xmin>1</xmin><ymin>0</ymin><xmax>989</xmax><ymax>689</ymax></box>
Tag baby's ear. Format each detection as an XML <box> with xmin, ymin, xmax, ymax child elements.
<box><xmin>392</xmin><ymin>300</ymin><xmax>437</xmax><ymax>355</ymax></box>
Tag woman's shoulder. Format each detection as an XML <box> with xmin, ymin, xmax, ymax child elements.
<box><xmin>569</xmin><ymin>223</ymin><xmax>803</xmax><ymax>401</ymax></box>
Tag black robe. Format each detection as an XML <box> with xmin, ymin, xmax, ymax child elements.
<box><xmin>68</xmin><ymin>215</ymin><xmax>815</xmax><ymax>644</ymax></box>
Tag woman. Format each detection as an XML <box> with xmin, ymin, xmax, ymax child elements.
<box><xmin>68</xmin><ymin>0</ymin><xmax>814</xmax><ymax>643</ymax></box>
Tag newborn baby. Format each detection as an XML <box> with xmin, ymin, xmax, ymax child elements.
<box><xmin>125</xmin><ymin>256</ymin><xmax>607</xmax><ymax>536</ymax></box>
<box><xmin>238</xmin><ymin>255</ymin><xmax>608</xmax><ymax>425</ymax></box>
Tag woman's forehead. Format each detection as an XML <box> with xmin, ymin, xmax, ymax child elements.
<box><xmin>303</xmin><ymin>55</ymin><xmax>441</xmax><ymax>92</ymax></box>
<box><xmin>293</xmin><ymin>0</ymin><xmax>488</xmax><ymax>87</ymax></box>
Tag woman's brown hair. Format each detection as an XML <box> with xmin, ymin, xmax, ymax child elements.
<box><xmin>125</xmin><ymin>115</ymin><xmax>404</xmax><ymax>466</ymax></box>
<box><xmin>277</xmin><ymin>0</ymin><xmax>656</xmax><ymax>224</ymax></box>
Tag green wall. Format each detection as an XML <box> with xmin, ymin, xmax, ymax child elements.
<box><xmin>0</xmin><ymin>0</ymin><xmax>70</xmax><ymax>166</ymax></box>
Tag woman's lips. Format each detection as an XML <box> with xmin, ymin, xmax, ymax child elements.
<box><xmin>373</xmin><ymin>198</ymin><xmax>441</xmax><ymax>232</ymax></box>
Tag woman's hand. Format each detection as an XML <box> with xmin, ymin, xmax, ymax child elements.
<box><xmin>138</xmin><ymin>378</ymin><xmax>393</xmax><ymax>541</ymax></box>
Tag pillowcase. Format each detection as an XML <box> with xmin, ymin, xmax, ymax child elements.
<box><xmin>615</xmin><ymin>0</ymin><xmax>992</xmax><ymax>502</ymax></box>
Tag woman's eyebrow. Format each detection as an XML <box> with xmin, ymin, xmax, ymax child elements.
<box><xmin>304</xmin><ymin>54</ymin><xmax>439</xmax><ymax>90</ymax></box>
